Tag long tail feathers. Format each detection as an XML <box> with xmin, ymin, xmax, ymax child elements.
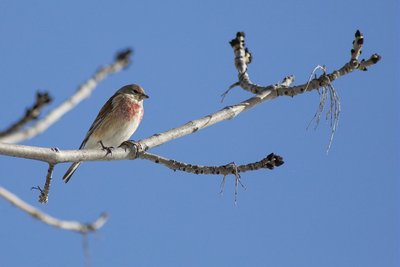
<box><xmin>63</xmin><ymin>162</ymin><xmax>81</xmax><ymax>183</ymax></box>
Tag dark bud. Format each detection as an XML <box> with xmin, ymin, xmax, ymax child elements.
<box><xmin>351</xmin><ymin>49</ymin><xmax>355</xmax><ymax>55</ymax></box>
<box><xmin>25</xmin><ymin>108</ymin><xmax>35</xmax><ymax>118</ymax></box>
<box><xmin>36</xmin><ymin>91</ymin><xmax>52</xmax><ymax>105</ymax></box>
<box><xmin>355</xmin><ymin>30</ymin><xmax>362</xmax><ymax>37</ymax></box>
<box><xmin>115</xmin><ymin>48</ymin><xmax>133</xmax><ymax>62</ymax></box>
<box><xmin>275</xmin><ymin>157</ymin><xmax>284</xmax><ymax>166</ymax></box>
<box><xmin>371</xmin><ymin>54</ymin><xmax>381</xmax><ymax>63</ymax></box>
<box><xmin>236</xmin><ymin>32</ymin><xmax>245</xmax><ymax>38</ymax></box>
<box><xmin>229</xmin><ymin>38</ymin><xmax>240</xmax><ymax>47</ymax></box>
<box><xmin>266</xmin><ymin>163</ymin><xmax>274</xmax><ymax>169</ymax></box>
<box><xmin>357</xmin><ymin>38</ymin><xmax>364</xmax><ymax>45</ymax></box>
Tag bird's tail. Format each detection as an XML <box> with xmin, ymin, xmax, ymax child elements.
<box><xmin>63</xmin><ymin>162</ymin><xmax>81</xmax><ymax>183</ymax></box>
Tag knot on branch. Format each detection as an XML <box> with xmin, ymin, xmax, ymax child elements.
<box><xmin>318</xmin><ymin>74</ymin><xmax>331</xmax><ymax>87</ymax></box>
<box><xmin>349</xmin><ymin>59</ymin><xmax>360</xmax><ymax>69</ymax></box>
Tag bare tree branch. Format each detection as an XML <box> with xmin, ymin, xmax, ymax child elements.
<box><xmin>0</xmin><ymin>30</ymin><xmax>381</xmax><ymax>205</ymax></box>
<box><xmin>0</xmin><ymin>49</ymin><xmax>132</xmax><ymax>144</ymax></box>
<box><xmin>0</xmin><ymin>31</ymin><xmax>380</xmax><ymax>165</ymax></box>
<box><xmin>227</xmin><ymin>30</ymin><xmax>380</xmax><ymax>152</ymax></box>
<box><xmin>0</xmin><ymin>92</ymin><xmax>52</xmax><ymax>137</ymax></box>
<box><xmin>141</xmin><ymin>151</ymin><xmax>284</xmax><ymax>175</ymax></box>
<box><xmin>228</xmin><ymin>31</ymin><xmax>380</xmax><ymax>97</ymax></box>
<box><xmin>0</xmin><ymin>186</ymin><xmax>108</xmax><ymax>233</ymax></box>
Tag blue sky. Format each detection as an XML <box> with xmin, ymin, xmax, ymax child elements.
<box><xmin>0</xmin><ymin>0</ymin><xmax>398</xmax><ymax>266</ymax></box>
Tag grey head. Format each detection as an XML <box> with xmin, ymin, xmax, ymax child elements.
<box><xmin>117</xmin><ymin>84</ymin><xmax>149</xmax><ymax>101</ymax></box>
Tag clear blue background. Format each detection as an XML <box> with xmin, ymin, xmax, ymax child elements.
<box><xmin>1</xmin><ymin>0</ymin><xmax>398</xmax><ymax>266</ymax></box>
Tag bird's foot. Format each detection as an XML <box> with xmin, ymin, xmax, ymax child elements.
<box><xmin>51</xmin><ymin>147</ymin><xmax>60</xmax><ymax>152</ymax></box>
<box><xmin>99</xmin><ymin>141</ymin><xmax>114</xmax><ymax>156</ymax></box>
<box><xmin>119</xmin><ymin>140</ymin><xmax>141</xmax><ymax>158</ymax></box>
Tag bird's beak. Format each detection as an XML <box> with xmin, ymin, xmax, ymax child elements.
<box><xmin>142</xmin><ymin>93</ymin><xmax>149</xmax><ymax>99</ymax></box>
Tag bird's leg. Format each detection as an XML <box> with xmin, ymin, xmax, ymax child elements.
<box><xmin>98</xmin><ymin>140</ymin><xmax>114</xmax><ymax>156</ymax></box>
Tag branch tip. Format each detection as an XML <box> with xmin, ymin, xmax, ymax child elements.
<box><xmin>237</xmin><ymin>32</ymin><xmax>245</xmax><ymax>38</ymax></box>
<box><xmin>115</xmin><ymin>48</ymin><xmax>133</xmax><ymax>65</ymax></box>
<box><xmin>0</xmin><ymin>91</ymin><xmax>52</xmax><ymax>138</ymax></box>
<box><xmin>371</xmin><ymin>53</ymin><xmax>381</xmax><ymax>64</ymax></box>
<box><xmin>0</xmin><ymin>187</ymin><xmax>108</xmax><ymax>233</ymax></box>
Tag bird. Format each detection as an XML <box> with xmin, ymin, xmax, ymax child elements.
<box><xmin>62</xmin><ymin>84</ymin><xmax>149</xmax><ymax>183</ymax></box>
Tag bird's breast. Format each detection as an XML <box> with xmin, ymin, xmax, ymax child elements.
<box><xmin>116</xmin><ymin>97</ymin><xmax>144</xmax><ymax>121</ymax></box>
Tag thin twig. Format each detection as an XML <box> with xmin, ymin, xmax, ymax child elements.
<box><xmin>140</xmin><ymin>151</ymin><xmax>284</xmax><ymax>175</ymax></box>
<box><xmin>0</xmin><ymin>92</ymin><xmax>52</xmax><ymax>137</ymax></box>
<box><xmin>37</xmin><ymin>163</ymin><xmax>54</xmax><ymax>204</ymax></box>
<box><xmin>141</xmin><ymin>151</ymin><xmax>282</xmax><ymax>204</ymax></box>
<box><xmin>0</xmin><ymin>186</ymin><xmax>108</xmax><ymax>233</ymax></box>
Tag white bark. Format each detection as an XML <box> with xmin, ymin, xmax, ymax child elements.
<box><xmin>0</xmin><ymin>186</ymin><xmax>108</xmax><ymax>233</ymax></box>
<box><xmin>0</xmin><ymin>31</ymin><xmax>381</xmax><ymax>232</ymax></box>
<box><xmin>0</xmin><ymin>31</ymin><xmax>380</xmax><ymax>164</ymax></box>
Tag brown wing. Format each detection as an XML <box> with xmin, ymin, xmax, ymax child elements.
<box><xmin>79</xmin><ymin>93</ymin><xmax>117</xmax><ymax>149</ymax></box>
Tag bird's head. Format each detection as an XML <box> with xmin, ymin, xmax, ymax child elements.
<box><xmin>119</xmin><ymin>84</ymin><xmax>149</xmax><ymax>101</ymax></box>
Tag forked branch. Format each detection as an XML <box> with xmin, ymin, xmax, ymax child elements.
<box><xmin>0</xmin><ymin>31</ymin><xmax>380</xmax><ymax>164</ymax></box>
<box><xmin>0</xmin><ymin>30</ymin><xmax>381</xmax><ymax>210</ymax></box>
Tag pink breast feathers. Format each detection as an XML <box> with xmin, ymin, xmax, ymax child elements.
<box><xmin>123</xmin><ymin>101</ymin><xmax>143</xmax><ymax>120</ymax></box>
<box><xmin>116</xmin><ymin>95</ymin><xmax>144</xmax><ymax>121</ymax></box>
<box><xmin>132</xmin><ymin>103</ymin><xmax>144</xmax><ymax>121</ymax></box>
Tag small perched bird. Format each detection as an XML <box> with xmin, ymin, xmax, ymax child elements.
<box><xmin>63</xmin><ymin>84</ymin><xmax>149</xmax><ymax>183</ymax></box>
